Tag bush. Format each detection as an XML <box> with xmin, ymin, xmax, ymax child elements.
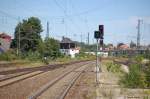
<box><xmin>135</xmin><ymin>55</ymin><xmax>144</xmax><ymax>63</ymax></box>
<box><xmin>0</xmin><ymin>50</ymin><xmax>17</xmax><ymax>61</ymax></box>
<box><xmin>75</xmin><ymin>52</ymin><xmax>95</xmax><ymax>60</ymax></box>
<box><xmin>143</xmin><ymin>49</ymin><xmax>150</xmax><ymax>59</ymax></box>
<box><xmin>24</xmin><ymin>51</ymin><xmax>41</xmax><ymax>61</ymax></box>
<box><xmin>120</xmin><ymin>64</ymin><xmax>147</xmax><ymax>88</ymax></box>
<box><xmin>106</xmin><ymin>62</ymin><xmax>122</xmax><ymax>73</ymax></box>
<box><xmin>144</xmin><ymin>63</ymin><xmax>150</xmax><ymax>87</ymax></box>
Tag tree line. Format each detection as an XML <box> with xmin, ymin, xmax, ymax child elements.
<box><xmin>10</xmin><ymin>17</ymin><xmax>60</xmax><ymax>60</ymax></box>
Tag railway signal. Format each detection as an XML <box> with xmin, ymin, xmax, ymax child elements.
<box><xmin>94</xmin><ymin>24</ymin><xmax>104</xmax><ymax>84</ymax></box>
<box><xmin>100</xmin><ymin>39</ymin><xmax>103</xmax><ymax>46</ymax></box>
<box><xmin>99</xmin><ymin>25</ymin><xmax>104</xmax><ymax>36</ymax></box>
<box><xmin>94</xmin><ymin>31</ymin><xmax>100</xmax><ymax>39</ymax></box>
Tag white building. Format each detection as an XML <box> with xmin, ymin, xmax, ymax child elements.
<box><xmin>60</xmin><ymin>37</ymin><xmax>80</xmax><ymax>58</ymax></box>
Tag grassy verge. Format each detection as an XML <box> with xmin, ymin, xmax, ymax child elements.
<box><xmin>119</xmin><ymin>64</ymin><xmax>147</xmax><ymax>88</ymax></box>
<box><xmin>101</xmin><ymin>57</ymin><xmax>150</xmax><ymax>97</ymax></box>
<box><xmin>103</xmin><ymin>59</ymin><xmax>123</xmax><ymax>76</ymax></box>
<box><xmin>106</xmin><ymin>62</ymin><xmax>122</xmax><ymax>73</ymax></box>
<box><xmin>0</xmin><ymin>54</ymin><xmax>95</xmax><ymax>68</ymax></box>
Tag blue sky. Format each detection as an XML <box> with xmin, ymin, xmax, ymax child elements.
<box><xmin>0</xmin><ymin>0</ymin><xmax>150</xmax><ymax>45</ymax></box>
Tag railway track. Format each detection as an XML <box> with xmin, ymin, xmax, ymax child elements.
<box><xmin>0</xmin><ymin>71</ymin><xmax>44</xmax><ymax>87</ymax></box>
<box><xmin>28</xmin><ymin>61</ymin><xmax>93</xmax><ymax>99</ymax></box>
<box><xmin>58</xmin><ymin>66</ymin><xmax>91</xmax><ymax>99</ymax></box>
<box><xmin>0</xmin><ymin>60</ymin><xmax>89</xmax><ymax>75</ymax></box>
<box><xmin>0</xmin><ymin>61</ymin><xmax>93</xmax><ymax>99</ymax></box>
<box><xmin>0</xmin><ymin>71</ymin><xmax>30</xmax><ymax>81</ymax></box>
<box><xmin>0</xmin><ymin>61</ymin><xmax>90</xmax><ymax>88</ymax></box>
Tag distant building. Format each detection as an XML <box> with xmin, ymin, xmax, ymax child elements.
<box><xmin>0</xmin><ymin>33</ymin><xmax>12</xmax><ymax>53</ymax></box>
<box><xmin>60</xmin><ymin>37</ymin><xmax>80</xmax><ymax>58</ymax></box>
<box><xmin>117</xmin><ymin>43</ymin><xmax>129</xmax><ymax>50</ymax></box>
<box><xmin>118</xmin><ymin>44</ymin><xmax>129</xmax><ymax>50</ymax></box>
<box><xmin>105</xmin><ymin>44</ymin><xmax>114</xmax><ymax>51</ymax></box>
<box><xmin>130</xmin><ymin>41</ymin><xmax>136</xmax><ymax>49</ymax></box>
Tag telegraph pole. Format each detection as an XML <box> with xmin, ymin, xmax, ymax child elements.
<box><xmin>46</xmin><ymin>21</ymin><xmax>49</xmax><ymax>38</ymax></box>
<box><xmin>80</xmin><ymin>33</ymin><xmax>83</xmax><ymax>43</ymax></box>
<box><xmin>88</xmin><ymin>32</ymin><xmax>89</xmax><ymax>45</ymax></box>
<box><xmin>18</xmin><ymin>23</ymin><xmax>20</xmax><ymax>56</ymax></box>
<box><xmin>137</xmin><ymin>19</ymin><xmax>142</xmax><ymax>49</ymax></box>
<box><xmin>17</xmin><ymin>17</ymin><xmax>21</xmax><ymax>56</ymax></box>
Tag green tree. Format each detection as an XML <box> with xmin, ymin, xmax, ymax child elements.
<box><xmin>44</xmin><ymin>38</ymin><xmax>60</xmax><ymax>59</ymax></box>
<box><xmin>11</xmin><ymin>17</ymin><xmax>43</xmax><ymax>53</ymax></box>
<box><xmin>37</xmin><ymin>39</ymin><xmax>46</xmax><ymax>57</ymax></box>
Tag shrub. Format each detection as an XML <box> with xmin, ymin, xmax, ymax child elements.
<box><xmin>106</xmin><ymin>62</ymin><xmax>122</xmax><ymax>73</ymax></box>
<box><xmin>120</xmin><ymin>64</ymin><xmax>147</xmax><ymax>88</ymax></box>
<box><xmin>144</xmin><ymin>63</ymin><xmax>150</xmax><ymax>87</ymax></box>
<box><xmin>135</xmin><ymin>55</ymin><xmax>144</xmax><ymax>64</ymax></box>
<box><xmin>24</xmin><ymin>51</ymin><xmax>41</xmax><ymax>61</ymax></box>
<box><xmin>0</xmin><ymin>50</ymin><xmax>17</xmax><ymax>61</ymax></box>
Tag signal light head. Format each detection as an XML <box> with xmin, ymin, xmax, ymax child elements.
<box><xmin>94</xmin><ymin>31</ymin><xmax>100</xmax><ymax>39</ymax></box>
<box><xmin>99</xmin><ymin>25</ymin><xmax>104</xmax><ymax>36</ymax></box>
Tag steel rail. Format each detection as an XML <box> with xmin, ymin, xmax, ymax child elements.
<box><xmin>28</xmin><ymin>62</ymin><xmax>92</xmax><ymax>99</ymax></box>
<box><xmin>58</xmin><ymin>64</ymin><xmax>92</xmax><ymax>99</ymax></box>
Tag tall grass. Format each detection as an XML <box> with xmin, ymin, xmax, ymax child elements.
<box><xmin>120</xmin><ymin>64</ymin><xmax>147</xmax><ymax>88</ymax></box>
<box><xmin>0</xmin><ymin>50</ymin><xmax>18</xmax><ymax>61</ymax></box>
<box><xmin>106</xmin><ymin>62</ymin><xmax>122</xmax><ymax>73</ymax></box>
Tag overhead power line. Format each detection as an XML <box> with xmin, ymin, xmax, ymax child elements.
<box><xmin>53</xmin><ymin>0</ymin><xmax>82</xmax><ymax>33</ymax></box>
<box><xmin>0</xmin><ymin>10</ymin><xmax>18</xmax><ymax>20</ymax></box>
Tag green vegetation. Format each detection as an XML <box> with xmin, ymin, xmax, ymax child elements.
<box><xmin>0</xmin><ymin>50</ymin><xmax>18</xmax><ymax>61</ymax></box>
<box><xmin>44</xmin><ymin>38</ymin><xmax>61</xmax><ymax>59</ymax></box>
<box><xmin>119</xmin><ymin>54</ymin><xmax>150</xmax><ymax>88</ymax></box>
<box><xmin>120</xmin><ymin>64</ymin><xmax>147</xmax><ymax>88</ymax></box>
<box><xmin>135</xmin><ymin>55</ymin><xmax>144</xmax><ymax>64</ymax></box>
<box><xmin>104</xmin><ymin>54</ymin><xmax>150</xmax><ymax>89</ymax></box>
<box><xmin>0</xmin><ymin>17</ymin><xmax>95</xmax><ymax>66</ymax></box>
<box><xmin>11</xmin><ymin>17</ymin><xmax>43</xmax><ymax>53</ymax></box>
<box><xmin>76</xmin><ymin>51</ymin><xmax>94</xmax><ymax>60</ymax></box>
<box><xmin>106</xmin><ymin>62</ymin><xmax>122</xmax><ymax>73</ymax></box>
<box><xmin>2</xmin><ymin>17</ymin><xmax>61</xmax><ymax>64</ymax></box>
<box><xmin>79</xmin><ymin>43</ymin><xmax>96</xmax><ymax>52</ymax></box>
<box><xmin>143</xmin><ymin>49</ymin><xmax>150</xmax><ymax>60</ymax></box>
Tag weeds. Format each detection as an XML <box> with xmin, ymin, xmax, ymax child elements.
<box><xmin>120</xmin><ymin>64</ymin><xmax>147</xmax><ymax>88</ymax></box>
<box><xmin>106</xmin><ymin>62</ymin><xmax>122</xmax><ymax>73</ymax></box>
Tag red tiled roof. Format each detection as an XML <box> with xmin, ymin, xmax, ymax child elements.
<box><xmin>119</xmin><ymin>44</ymin><xmax>129</xmax><ymax>49</ymax></box>
<box><xmin>0</xmin><ymin>33</ymin><xmax>11</xmax><ymax>42</ymax></box>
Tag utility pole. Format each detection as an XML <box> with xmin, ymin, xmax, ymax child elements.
<box><xmin>87</xmin><ymin>32</ymin><xmax>89</xmax><ymax>45</ymax></box>
<box><xmin>18</xmin><ymin>24</ymin><xmax>20</xmax><ymax>56</ymax></box>
<box><xmin>137</xmin><ymin>19</ymin><xmax>142</xmax><ymax>49</ymax></box>
<box><xmin>92</xmin><ymin>38</ymin><xmax>94</xmax><ymax>44</ymax></box>
<box><xmin>17</xmin><ymin>17</ymin><xmax>21</xmax><ymax>56</ymax></box>
<box><xmin>46</xmin><ymin>21</ymin><xmax>49</xmax><ymax>38</ymax></box>
<box><xmin>80</xmin><ymin>33</ymin><xmax>82</xmax><ymax>43</ymax></box>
